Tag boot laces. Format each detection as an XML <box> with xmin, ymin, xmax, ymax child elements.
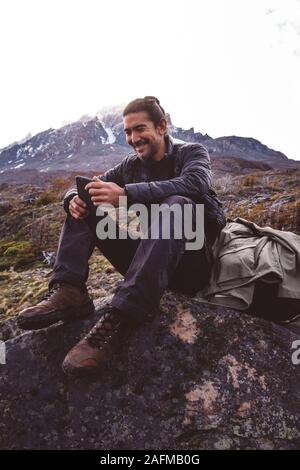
<box><xmin>86</xmin><ymin>307</ymin><xmax>122</xmax><ymax>349</ymax></box>
<box><xmin>41</xmin><ymin>283</ymin><xmax>61</xmax><ymax>301</ymax></box>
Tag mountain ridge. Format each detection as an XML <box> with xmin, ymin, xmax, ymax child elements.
<box><xmin>0</xmin><ymin>109</ymin><xmax>299</xmax><ymax>179</ymax></box>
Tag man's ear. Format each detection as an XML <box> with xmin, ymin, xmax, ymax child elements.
<box><xmin>157</xmin><ymin>117</ymin><xmax>168</xmax><ymax>135</ymax></box>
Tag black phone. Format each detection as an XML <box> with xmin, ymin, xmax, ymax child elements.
<box><xmin>75</xmin><ymin>176</ymin><xmax>94</xmax><ymax>209</ymax></box>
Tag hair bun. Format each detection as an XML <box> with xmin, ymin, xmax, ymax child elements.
<box><xmin>144</xmin><ymin>95</ymin><xmax>160</xmax><ymax>104</ymax></box>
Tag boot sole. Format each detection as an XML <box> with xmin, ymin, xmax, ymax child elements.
<box><xmin>62</xmin><ymin>361</ymin><xmax>104</xmax><ymax>378</ymax></box>
<box><xmin>17</xmin><ymin>300</ymin><xmax>95</xmax><ymax>330</ymax></box>
<box><xmin>62</xmin><ymin>346</ymin><xmax>122</xmax><ymax>378</ymax></box>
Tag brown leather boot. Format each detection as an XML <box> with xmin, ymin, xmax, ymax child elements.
<box><xmin>17</xmin><ymin>282</ymin><xmax>94</xmax><ymax>330</ymax></box>
<box><xmin>62</xmin><ymin>306</ymin><xmax>128</xmax><ymax>377</ymax></box>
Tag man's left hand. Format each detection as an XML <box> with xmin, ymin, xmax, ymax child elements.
<box><xmin>85</xmin><ymin>176</ymin><xmax>125</xmax><ymax>207</ymax></box>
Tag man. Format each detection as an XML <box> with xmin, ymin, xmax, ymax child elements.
<box><xmin>17</xmin><ymin>96</ymin><xmax>226</xmax><ymax>376</ymax></box>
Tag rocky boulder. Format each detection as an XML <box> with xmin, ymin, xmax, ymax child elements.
<box><xmin>0</xmin><ymin>292</ymin><xmax>300</xmax><ymax>450</ymax></box>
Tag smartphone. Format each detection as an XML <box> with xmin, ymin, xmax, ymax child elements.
<box><xmin>75</xmin><ymin>175</ymin><xmax>94</xmax><ymax>209</ymax></box>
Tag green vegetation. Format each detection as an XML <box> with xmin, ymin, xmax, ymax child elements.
<box><xmin>219</xmin><ymin>169</ymin><xmax>300</xmax><ymax>233</ymax></box>
<box><xmin>0</xmin><ymin>169</ymin><xmax>299</xmax><ymax>321</ymax></box>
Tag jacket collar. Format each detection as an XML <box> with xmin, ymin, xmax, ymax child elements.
<box><xmin>164</xmin><ymin>134</ymin><xmax>175</xmax><ymax>159</ymax></box>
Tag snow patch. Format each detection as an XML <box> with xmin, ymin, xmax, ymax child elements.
<box><xmin>67</xmin><ymin>154</ymin><xmax>73</xmax><ymax>159</ymax></box>
<box><xmin>16</xmin><ymin>133</ymin><xmax>32</xmax><ymax>146</ymax></box>
<box><xmin>103</xmin><ymin>125</ymin><xmax>116</xmax><ymax>144</ymax></box>
<box><xmin>14</xmin><ymin>162</ymin><xmax>25</xmax><ymax>169</ymax></box>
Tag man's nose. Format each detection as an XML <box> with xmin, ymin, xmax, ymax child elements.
<box><xmin>131</xmin><ymin>132</ymin><xmax>140</xmax><ymax>145</ymax></box>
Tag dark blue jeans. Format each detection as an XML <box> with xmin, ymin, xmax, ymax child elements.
<box><xmin>49</xmin><ymin>195</ymin><xmax>212</xmax><ymax>323</ymax></box>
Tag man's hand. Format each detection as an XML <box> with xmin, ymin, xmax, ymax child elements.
<box><xmin>85</xmin><ymin>176</ymin><xmax>125</xmax><ymax>207</ymax></box>
<box><xmin>69</xmin><ymin>195</ymin><xmax>88</xmax><ymax>220</ymax></box>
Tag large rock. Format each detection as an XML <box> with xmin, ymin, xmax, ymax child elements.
<box><xmin>0</xmin><ymin>292</ymin><xmax>300</xmax><ymax>450</ymax></box>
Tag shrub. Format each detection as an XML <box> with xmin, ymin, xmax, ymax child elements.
<box><xmin>35</xmin><ymin>191</ymin><xmax>58</xmax><ymax>206</ymax></box>
<box><xmin>242</xmin><ymin>175</ymin><xmax>257</xmax><ymax>187</ymax></box>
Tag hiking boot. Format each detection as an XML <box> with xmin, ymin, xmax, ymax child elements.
<box><xmin>62</xmin><ymin>305</ymin><xmax>128</xmax><ymax>377</ymax></box>
<box><xmin>17</xmin><ymin>282</ymin><xmax>94</xmax><ymax>330</ymax></box>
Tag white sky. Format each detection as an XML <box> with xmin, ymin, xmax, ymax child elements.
<box><xmin>1</xmin><ymin>0</ymin><xmax>300</xmax><ymax>159</ymax></box>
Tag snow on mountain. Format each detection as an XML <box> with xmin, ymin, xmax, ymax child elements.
<box><xmin>0</xmin><ymin>105</ymin><xmax>298</xmax><ymax>181</ymax></box>
<box><xmin>103</xmin><ymin>125</ymin><xmax>116</xmax><ymax>144</ymax></box>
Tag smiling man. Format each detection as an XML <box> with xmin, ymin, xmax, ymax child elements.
<box><xmin>17</xmin><ymin>96</ymin><xmax>226</xmax><ymax>377</ymax></box>
<box><xmin>124</xmin><ymin>109</ymin><xmax>166</xmax><ymax>162</ymax></box>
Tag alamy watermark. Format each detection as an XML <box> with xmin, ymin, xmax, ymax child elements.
<box><xmin>0</xmin><ymin>340</ymin><xmax>6</xmax><ymax>365</ymax></box>
<box><xmin>291</xmin><ymin>340</ymin><xmax>300</xmax><ymax>365</ymax></box>
<box><xmin>95</xmin><ymin>196</ymin><xmax>205</xmax><ymax>251</ymax></box>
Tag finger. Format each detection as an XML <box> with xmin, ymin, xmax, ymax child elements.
<box><xmin>85</xmin><ymin>180</ymin><xmax>103</xmax><ymax>191</ymax></box>
<box><xmin>74</xmin><ymin>196</ymin><xmax>87</xmax><ymax>208</ymax></box>
<box><xmin>71</xmin><ymin>200</ymin><xmax>86</xmax><ymax>212</ymax></box>
<box><xmin>88</xmin><ymin>188</ymin><xmax>107</xmax><ymax>196</ymax></box>
<box><xmin>92</xmin><ymin>196</ymin><xmax>109</xmax><ymax>205</ymax></box>
<box><xmin>72</xmin><ymin>208</ymin><xmax>87</xmax><ymax>219</ymax></box>
<box><xmin>71</xmin><ymin>201</ymin><xmax>88</xmax><ymax>215</ymax></box>
<box><xmin>70</xmin><ymin>208</ymin><xmax>79</xmax><ymax>219</ymax></box>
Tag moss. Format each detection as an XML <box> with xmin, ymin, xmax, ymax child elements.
<box><xmin>0</xmin><ymin>268</ymin><xmax>50</xmax><ymax>320</ymax></box>
<box><xmin>0</xmin><ymin>241</ymin><xmax>16</xmax><ymax>255</ymax></box>
<box><xmin>89</xmin><ymin>252</ymin><xmax>113</xmax><ymax>272</ymax></box>
<box><xmin>31</xmin><ymin>260</ymin><xmax>46</xmax><ymax>269</ymax></box>
<box><xmin>3</xmin><ymin>241</ymin><xmax>32</xmax><ymax>257</ymax></box>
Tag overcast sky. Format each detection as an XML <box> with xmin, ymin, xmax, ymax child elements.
<box><xmin>1</xmin><ymin>0</ymin><xmax>300</xmax><ymax>159</ymax></box>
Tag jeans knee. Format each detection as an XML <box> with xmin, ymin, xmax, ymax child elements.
<box><xmin>160</xmin><ymin>195</ymin><xmax>194</xmax><ymax>207</ymax></box>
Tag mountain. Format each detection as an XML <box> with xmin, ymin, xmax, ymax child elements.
<box><xmin>168</xmin><ymin>122</ymin><xmax>294</xmax><ymax>168</ymax></box>
<box><xmin>0</xmin><ymin>107</ymin><xmax>298</xmax><ymax>181</ymax></box>
<box><xmin>0</xmin><ymin>117</ymin><xmax>127</xmax><ymax>176</ymax></box>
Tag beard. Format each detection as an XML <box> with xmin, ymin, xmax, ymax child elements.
<box><xmin>134</xmin><ymin>139</ymin><xmax>160</xmax><ymax>164</ymax></box>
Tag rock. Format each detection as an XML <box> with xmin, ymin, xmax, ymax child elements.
<box><xmin>270</xmin><ymin>195</ymin><xmax>296</xmax><ymax>210</ymax></box>
<box><xmin>41</xmin><ymin>251</ymin><xmax>56</xmax><ymax>267</ymax></box>
<box><xmin>0</xmin><ymin>292</ymin><xmax>300</xmax><ymax>450</ymax></box>
<box><xmin>23</xmin><ymin>191</ymin><xmax>43</xmax><ymax>204</ymax></box>
<box><xmin>252</xmin><ymin>194</ymin><xmax>271</xmax><ymax>204</ymax></box>
<box><xmin>0</xmin><ymin>316</ymin><xmax>24</xmax><ymax>342</ymax></box>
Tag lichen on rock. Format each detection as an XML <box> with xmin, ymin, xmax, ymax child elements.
<box><xmin>0</xmin><ymin>291</ymin><xmax>300</xmax><ymax>450</ymax></box>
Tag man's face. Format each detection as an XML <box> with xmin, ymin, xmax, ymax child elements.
<box><xmin>123</xmin><ymin>111</ymin><xmax>166</xmax><ymax>162</ymax></box>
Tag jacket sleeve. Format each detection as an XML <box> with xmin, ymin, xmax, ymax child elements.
<box><xmin>62</xmin><ymin>159</ymin><xmax>127</xmax><ymax>214</ymax></box>
<box><xmin>62</xmin><ymin>188</ymin><xmax>77</xmax><ymax>214</ymax></box>
<box><xmin>124</xmin><ymin>144</ymin><xmax>212</xmax><ymax>203</ymax></box>
<box><xmin>96</xmin><ymin>159</ymin><xmax>126</xmax><ymax>186</ymax></box>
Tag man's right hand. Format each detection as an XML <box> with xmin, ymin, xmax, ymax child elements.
<box><xmin>69</xmin><ymin>195</ymin><xmax>88</xmax><ymax>219</ymax></box>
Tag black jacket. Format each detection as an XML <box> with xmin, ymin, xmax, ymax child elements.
<box><xmin>63</xmin><ymin>135</ymin><xmax>226</xmax><ymax>244</ymax></box>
